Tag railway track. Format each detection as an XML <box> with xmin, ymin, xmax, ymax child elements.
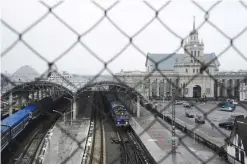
<box><xmin>117</xmin><ymin>127</ymin><xmax>156</xmax><ymax>164</ymax></box>
<box><xmin>1</xmin><ymin>114</ymin><xmax>48</xmax><ymax>164</ymax></box>
<box><xmin>1</xmin><ymin>100</ymin><xmax>70</xmax><ymax>164</ymax></box>
<box><xmin>14</xmin><ymin>113</ymin><xmax>59</xmax><ymax>164</ymax></box>
<box><xmin>81</xmin><ymin>92</ymin><xmax>105</xmax><ymax>164</ymax></box>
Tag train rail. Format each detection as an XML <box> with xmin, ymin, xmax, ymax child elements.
<box><xmin>1</xmin><ymin>97</ymin><xmax>70</xmax><ymax>164</ymax></box>
<box><xmin>118</xmin><ymin>127</ymin><xmax>156</xmax><ymax>164</ymax></box>
<box><xmin>15</xmin><ymin>113</ymin><xmax>59</xmax><ymax>164</ymax></box>
<box><xmin>81</xmin><ymin>92</ymin><xmax>105</xmax><ymax>164</ymax></box>
<box><xmin>12</xmin><ymin>104</ymin><xmax>69</xmax><ymax>164</ymax></box>
<box><xmin>1</xmin><ymin>114</ymin><xmax>46</xmax><ymax>164</ymax></box>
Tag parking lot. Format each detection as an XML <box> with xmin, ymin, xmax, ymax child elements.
<box><xmin>141</xmin><ymin>100</ymin><xmax>247</xmax><ymax>143</ymax></box>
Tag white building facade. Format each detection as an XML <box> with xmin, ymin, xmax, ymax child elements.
<box><xmin>48</xmin><ymin>71</ymin><xmax>73</xmax><ymax>80</ymax></box>
<box><xmin>240</xmin><ymin>83</ymin><xmax>247</xmax><ymax>101</ymax></box>
<box><xmin>227</xmin><ymin>118</ymin><xmax>247</xmax><ymax>164</ymax></box>
<box><xmin>117</xmin><ymin>17</ymin><xmax>247</xmax><ymax>100</ymax></box>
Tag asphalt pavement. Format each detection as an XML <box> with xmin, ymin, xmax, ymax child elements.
<box><xmin>132</xmin><ymin>113</ymin><xmax>226</xmax><ymax>164</ymax></box>
<box><xmin>141</xmin><ymin>101</ymin><xmax>247</xmax><ymax>146</ymax></box>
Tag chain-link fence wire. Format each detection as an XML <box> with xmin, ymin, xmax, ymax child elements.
<box><xmin>1</xmin><ymin>1</ymin><xmax>247</xmax><ymax>164</ymax></box>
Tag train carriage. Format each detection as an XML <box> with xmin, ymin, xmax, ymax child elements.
<box><xmin>1</xmin><ymin>96</ymin><xmax>61</xmax><ymax>152</ymax></box>
<box><xmin>1</xmin><ymin>125</ymin><xmax>11</xmax><ymax>151</ymax></box>
<box><xmin>23</xmin><ymin>104</ymin><xmax>39</xmax><ymax>119</ymax></box>
<box><xmin>1</xmin><ymin>110</ymin><xmax>30</xmax><ymax>151</ymax></box>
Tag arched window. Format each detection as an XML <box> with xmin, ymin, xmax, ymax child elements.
<box><xmin>193</xmin><ymin>69</ymin><xmax>195</xmax><ymax>73</ymax></box>
<box><xmin>186</xmin><ymin>69</ymin><xmax>188</xmax><ymax>73</ymax></box>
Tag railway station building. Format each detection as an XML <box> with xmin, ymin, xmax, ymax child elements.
<box><xmin>117</xmin><ymin>18</ymin><xmax>247</xmax><ymax>100</ymax></box>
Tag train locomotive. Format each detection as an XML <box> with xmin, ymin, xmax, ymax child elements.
<box><xmin>109</xmin><ymin>99</ymin><xmax>129</xmax><ymax>127</ymax></box>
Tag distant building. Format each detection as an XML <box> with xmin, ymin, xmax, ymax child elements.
<box><xmin>117</xmin><ymin>17</ymin><xmax>247</xmax><ymax>100</ymax></box>
<box><xmin>240</xmin><ymin>83</ymin><xmax>247</xmax><ymax>101</ymax></box>
<box><xmin>227</xmin><ymin>117</ymin><xmax>247</xmax><ymax>164</ymax></box>
<box><xmin>48</xmin><ymin>71</ymin><xmax>73</xmax><ymax>80</ymax></box>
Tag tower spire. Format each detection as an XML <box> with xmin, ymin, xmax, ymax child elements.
<box><xmin>193</xmin><ymin>16</ymin><xmax>195</xmax><ymax>31</ymax></box>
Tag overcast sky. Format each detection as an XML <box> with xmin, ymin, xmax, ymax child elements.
<box><xmin>1</xmin><ymin>0</ymin><xmax>247</xmax><ymax>75</ymax></box>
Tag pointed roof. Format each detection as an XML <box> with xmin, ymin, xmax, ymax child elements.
<box><xmin>190</xmin><ymin>16</ymin><xmax>198</xmax><ymax>35</ymax></box>
<box><xmin>193</xmin><ymin>16</ymin><xmax>196</xmax><ymax>31</ymax></box>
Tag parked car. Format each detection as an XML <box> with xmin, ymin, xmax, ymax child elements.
<box><xmin>175</xmin><ymin>100</ymin><xmax>183</xmax><ymax>105</ymax></box>
<box><xmin>195</xmin><ymin>115</ymin><xmax>205</xmax><ymax>124</ymax></box>
<box><xmin>230</xmin><ymin>99</ymin><xmax>238</xmax><ymax>105</ymax></box>
<box><xmin>184</xmin><ymin>103</ymin><xmax>192</xmax><ymax>108</ymax></box>
<box><xmin>218</xmin><ymin>120</ymin><xmax>234</xmax><ymax>130</ymax></box>
<box><xmin>220</xmin><ymin>102</ymin><xmax>236</xmax><ymax>112</ymax></box>
<box><xmin>218</xmin><ymin>114</ymin><xmax>244</xmax><ymax>130</ymax></box>
<box><xmin>185</xmin><ymin>109</ymin><xmax>194</xmax><ymax>118</ymax></box>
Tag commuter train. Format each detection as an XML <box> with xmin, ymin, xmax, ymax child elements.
<box><xmin>0</xmin><ymin>95</ymin><xmax>64</xmax><ymax>152</ymax></box>
<box><xmin>109</xmin><ymin>99</ymin><xmax>129</xmax><ymax>127</ymax></box>
<box><xmin>1</xmin><ymin>104</ymin><xmax>40</xmax><ymax>151</ymax></box>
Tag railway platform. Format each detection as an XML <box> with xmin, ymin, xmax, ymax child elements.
<box><xmin>130</xmin><ymin>114</ymin><xmax>226</xmax><ymax>164</ymax></box>
<box><xmin>41</xmin><ymin>116</ymin><xmax>90</xmax><ymax>164</ymax></box>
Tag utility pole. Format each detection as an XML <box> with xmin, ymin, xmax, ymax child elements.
<box><xmin>171</xmin><ymin>79</ymin><xmax>178</xmax><ymax>155</ymax></box>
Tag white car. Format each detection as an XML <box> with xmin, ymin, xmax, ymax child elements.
<box><xmin>231</xmin><ymin>100</ymin><xmax>238</xmax><ymax>105</ymax></box>
<box><xmin>175</xmin><ymin>100</ymin><xmax>183</xmax><ymax>105</ymax></box>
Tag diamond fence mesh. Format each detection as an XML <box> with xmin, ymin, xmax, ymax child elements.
<box><xmin>1</xmin><ymin>1</ymin><xmax>247</xmax><ymax>164</ymax></box>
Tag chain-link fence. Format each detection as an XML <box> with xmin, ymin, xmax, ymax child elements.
<box><xmin>1</xmin><ymin>1</ymin><xmax>247</xmax><ymax>164</ymax></box>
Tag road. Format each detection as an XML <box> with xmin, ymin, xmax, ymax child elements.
<box><xmin>141</xmin><ymin>100</ymin><xmax>247</xmax><ymax>145</ymax></box>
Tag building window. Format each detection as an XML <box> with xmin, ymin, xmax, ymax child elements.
<box><xmin>191</xmin><ymin>51</ymin><xmax>193</xmax><ymax>56</ymax></box>
<box><xmin>191</xmin><ymin>60</ymin><xmax>193</xmax><ymax>63</ymax></box>
<box><xmin>193</xmin><ymin>69</ymin><xmax>195</xmax><ymax>73</ymax></box>
<box><xmin>198</xmin><ymin>51</ymin><xmax>200</xmax><ymax>56</ymax></box>
<box><xmin>206</xmin><ymin>88</ymin><xmax>210</xmax><ymax>94</ymax></box>
<box><xmin>241</xmin><ymin>150</ymin><xmax>245</xmax><ymax>163</ymax></box>
<box><xmin>186</xmin><ymin>69</ymin><xmax>188</xmax><ymax>73</ymax></box>
<box><xmin>235</xmin><ymin>148</ymin><xmax>239</xmax><ymax>161</ymax></box>
<box><xmin>196</xmin><ymin>69</ymin><xmax>198</xmax><ymax>73</ymax></box>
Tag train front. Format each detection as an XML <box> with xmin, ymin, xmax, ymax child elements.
<box><xmin>114</xmin><ymin>105</ymin><xmax>129</xmax><ymax>127</ymax></box>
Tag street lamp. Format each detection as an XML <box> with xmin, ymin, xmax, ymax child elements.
<box><xmin>64</xmin><ymin>96</ymin><xmax>73</xmax><ymax>126</ymax></box>
<box><xmin>53</xmin><ymin>109</ymin><xmax>74</xmax><ymax>125</ymax></box>
<box><xmin>53</xmin><ymin>110</ymin><xmax>65</xmax><ymax>124</ymax></box>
